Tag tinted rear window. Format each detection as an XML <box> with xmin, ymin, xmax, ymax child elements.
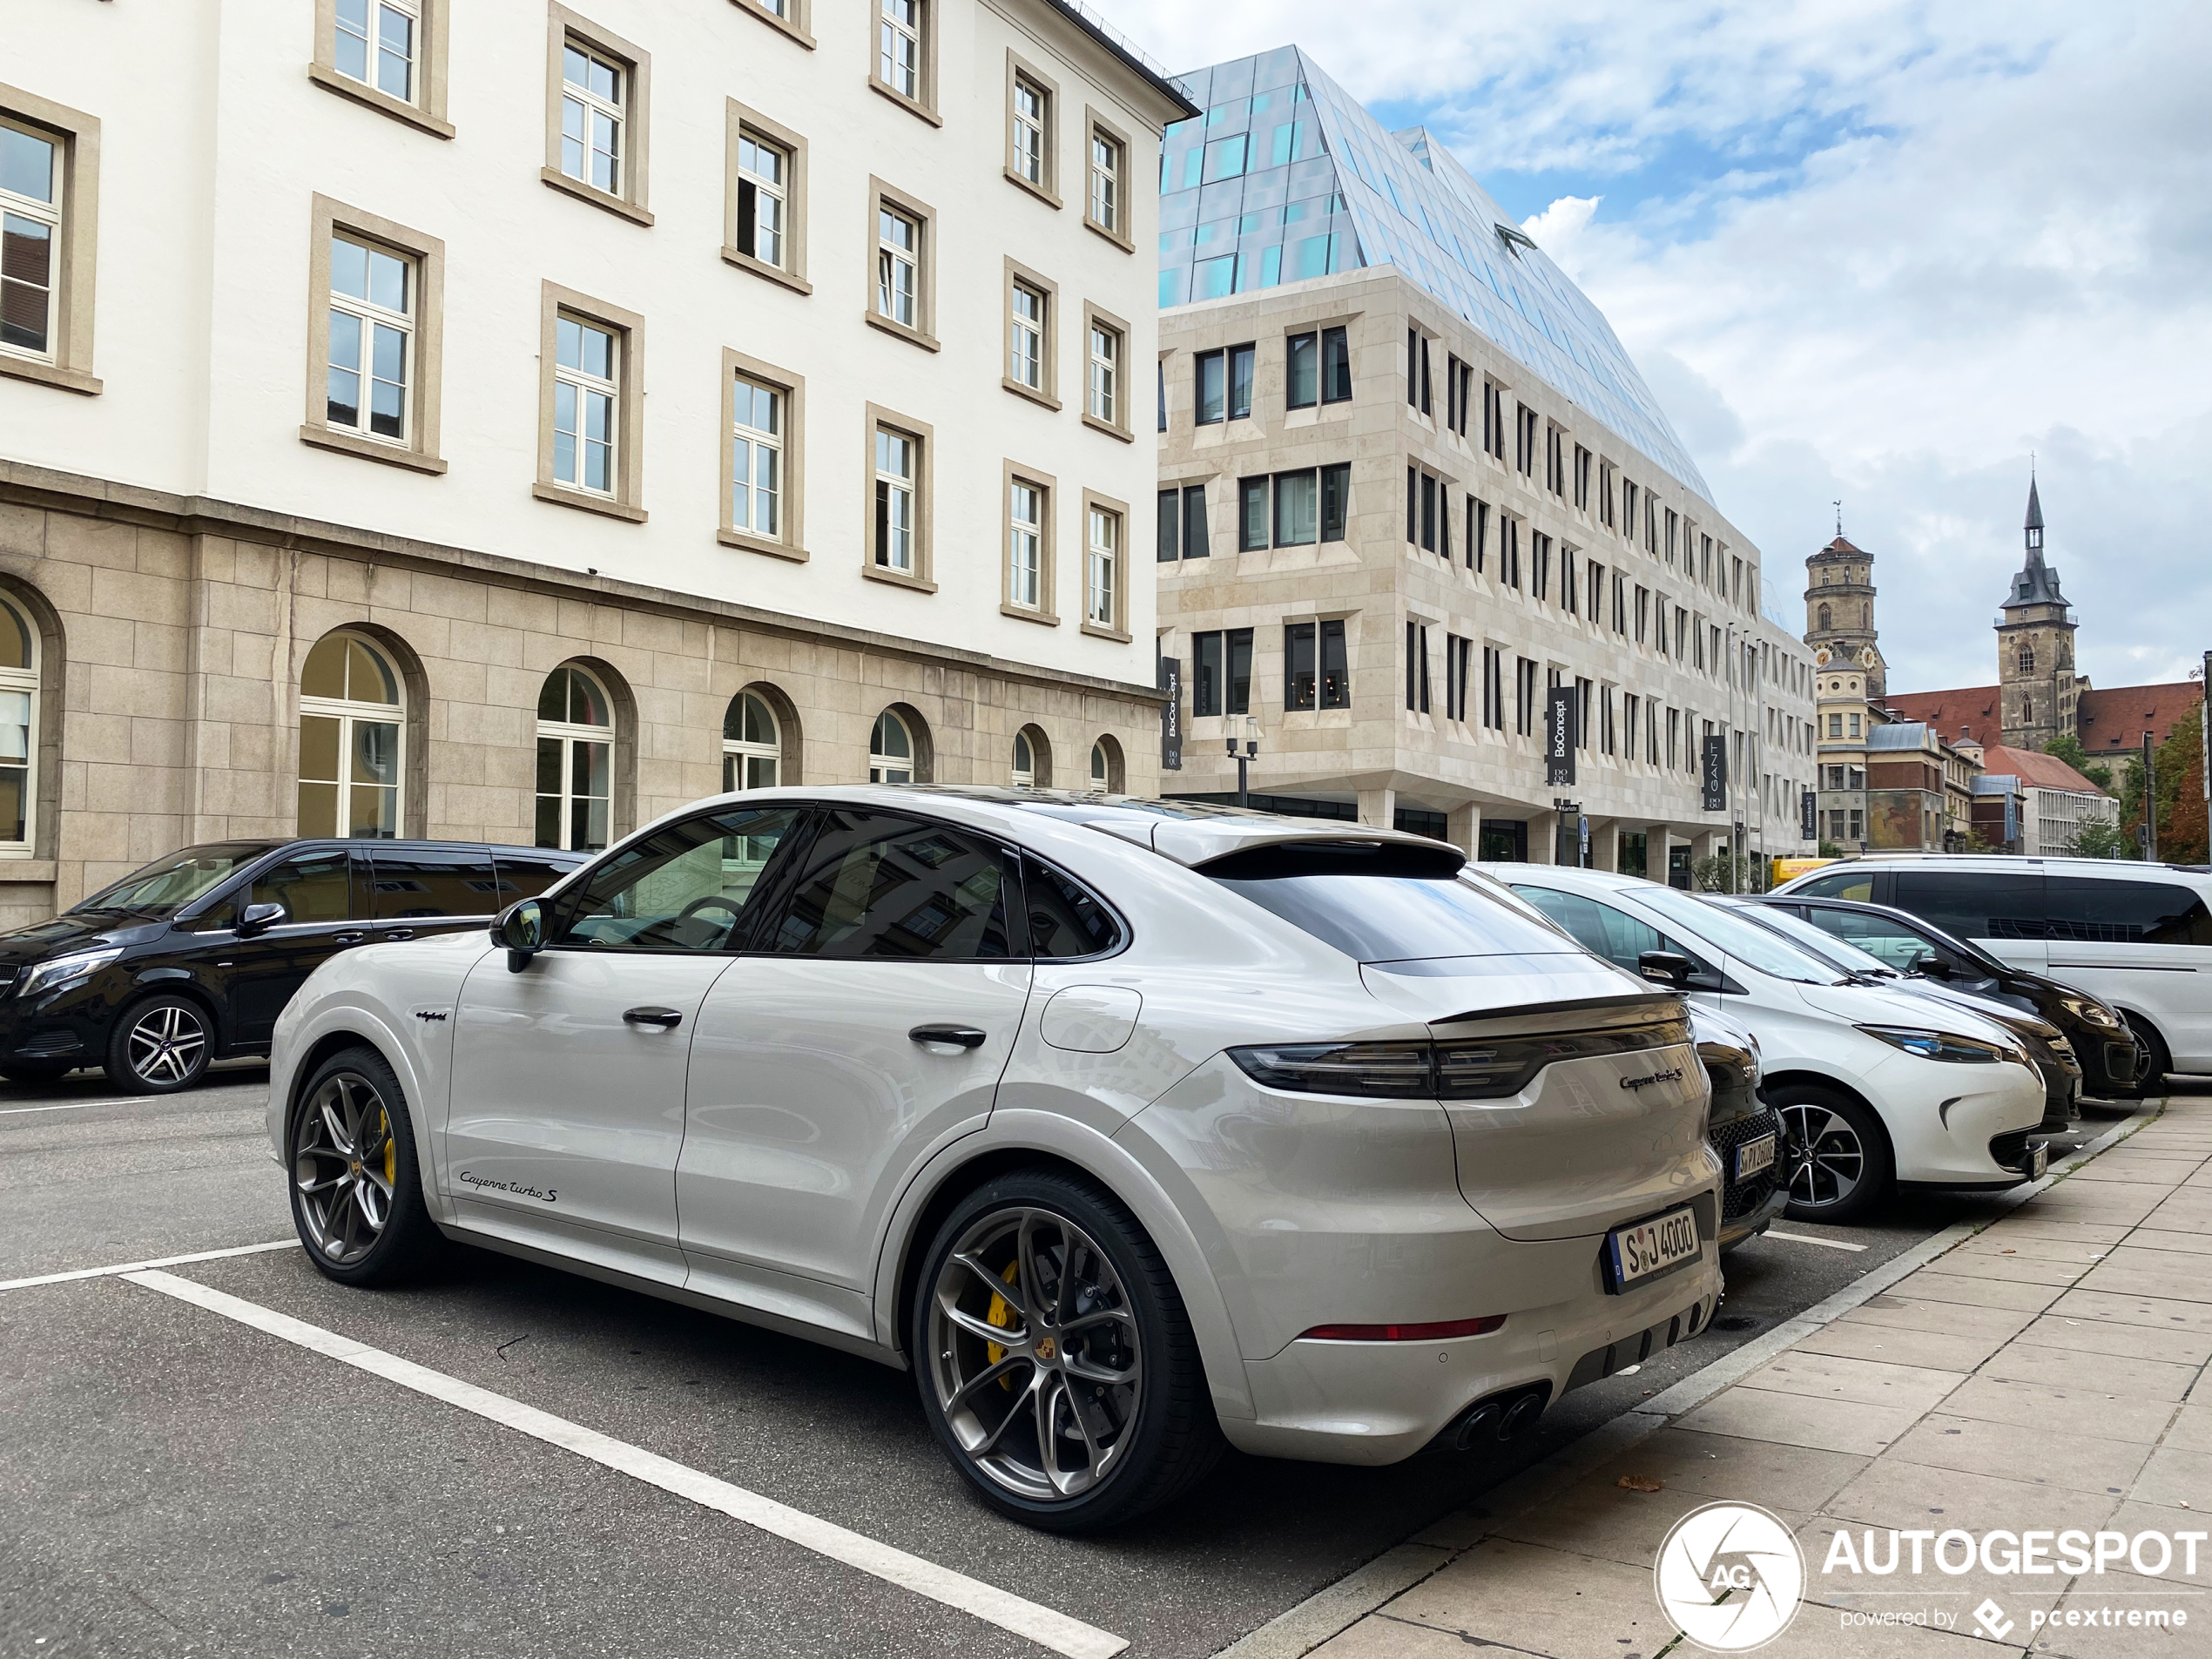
<box><xmin>1023</xmin><ymin>859</ymin><xmax>1123</xmax><ymax>960</ymax></box>
<box><xmin>1793</xmin><ymin>867</ymin><xmax>1874</xmax><ymax>904</ymax></box>
<box><xmin>1213</xmin><ymin>871</ymin><xmax>1578</xmax><ymax>964</ymax></box>
<box><xmin>769</xmin><ymin>811</ymin><xmax>1015</xmax><ymax>961</ymax></box>
<box><xmin>369</xmin><ymin>847</ymin><xmax>500</xmax><ymax>919</ymax></box>
<box><xmin>491</xmin><ymin>851</ymin><xmax>580</xmax><ymax>902</ymax></box>
<box><xmin>1892</xmin><ymin>870</ymin><xmax>2047</xmax><ymax>941</ymax></box>
<box><xmin>2047</xmin><ymin>876</ymin><xmax>2212</xmax><ymax>946</ymax></box>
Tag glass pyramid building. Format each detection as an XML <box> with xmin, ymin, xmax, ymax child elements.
<box><xmin>1160</xmin><ymin>45</ymin><xmax>1711</xmax><ymax>506</ymax></box>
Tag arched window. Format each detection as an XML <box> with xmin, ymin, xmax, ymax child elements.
<box><xmin>0</xmin><ymin>597</ymin><xmax>37</xmax><ymax>853</ymax></box>
<box><xmin>536</xmin><ymin>664</ymin><xmax>614</xmax><ymax>851</ymax></box>
<box><xmin>870</xmin><ymin>710</ymin><xmax>914</xmax><ymax>784</ymax></box>
<box><xmin>1011</xmin><ymin>731</ymin><xmax>1035</xmax><ymax>787</ymax></box>
<box><xmin>299</xmin><ymin>629</ymin><xmax>402</xmax><ymax>838</ymax></box>
<box><xmin>1088</xmin><ymin>735</ymin><xmax>1123</xmax><ymax>794</ymax></box>
<box><xmin>722</xmin><ymin>691</ymin><xmax>780</xmax><ymax>792</ymax></box>
<box><xmin>2017</xmin><ymin>642</ymin><xmax>2034</xmax><ymax>676</ymax></box>
<box><xmin>1817</xmin><ymin>604</ymin><xmax>1831</xmax><ymax>631</ymax></box>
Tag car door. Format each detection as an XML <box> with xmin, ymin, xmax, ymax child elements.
<box><xmin>2043</xmin><ymin>874</ymin><xmax>2212</xmax><ymax>1069</ymax></box>
<box><xmin>678</xmin><ymin>809</ymin><xmax>1033</xmax><ymax>1305</ymax></box>
<box><xmin>442</xmin><ymin>805</ymin><xmax>805</xmax><ymax>1279</ymax></box>
<box><xmin>224</xmin><ymin>846</ymin><xmax>370</xmax><ymax>1049</ymax></box>
<box><xmin>366</xmin><ymin>845</ymin><xmax>502</xmax><ymax>943</ymax></box>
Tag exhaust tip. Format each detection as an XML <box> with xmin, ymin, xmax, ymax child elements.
<box><xmin>1451</xmin><ymin>1403</ymin><xmax>1503</xmax><ymax>1452</ymax></box>
<box><xmin>1498</xmin><ymin>1392</ymin><xmax>1545</xmax><ymax>1440</ymax></box>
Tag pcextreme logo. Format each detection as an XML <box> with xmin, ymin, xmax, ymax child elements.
<box><xmin>1655</xmin><ymin>1502</ymin><xmax>1805</xmax><ymax>1652</ymax></box>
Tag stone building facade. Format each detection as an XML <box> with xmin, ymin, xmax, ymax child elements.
<box><xmin>2</xmin><ymin>0</ymin><xmax>1192</xmax><ymax>923</ymax></box>
<box><xmin>1803</xmin><ymin>531</ymin><xmax>1885</xmax><ymax>698</ymax></box>
<box><xmin>1996</xmin><ymin>477</ymin><xmax>2079</xmax><ymax>751</ymax></box>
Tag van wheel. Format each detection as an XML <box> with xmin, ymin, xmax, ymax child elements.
<box><xmin>105</xmin><ymin>994</ymin><xmax>214</xmax><ymax>1094</ymax></box>
<box><xmin>289</xmin><ymin>1045</ymin><xmax>441</xmax><ymax>1285</ymax></box>
<box><xmin>911</xmin><ymin>1170</ymin><xmax>1223</xmax><ymax>1532</ymax></box>
<box><xmin>2124</xmin><ymin>1015</ymin><xmax>2171</xmax><ymax>1093</ymax></box>
<box><xmin>1772</xmin><ymin>1084</ymin><xmax>1892</xmax><ymax>1224</ymax></box>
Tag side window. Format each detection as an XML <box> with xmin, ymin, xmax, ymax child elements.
<box><xmin>249</xmin><ymin>851</ymin><xmax>360</xmax><ymax>925</ymax></box>
<box><xmin>490</xmin><ymin>850</ymin><xmax>577</xmax><ymax>903</ymax></box>
<box><xmin>554</xmin><ymin>807</ymin><xmax>802</xmax><ymax>951</ymax></box>
<box><xmin>368</xmin><ymin>847</ymin><xmax>499</xmax><ymax>919</ymax></box>
<box><xmin>1892</xmin><ymin>871</ymin><xmax>2045</xmax><ymax>941</ymax></box>
<box><xmin>769</xmin><ymin>811</ymin><xmax>1014</xmax><ymax>961</ymax></box>
<box><xmin>1509</xmin><ymin>886</ymin><xmax>1716</xmax><ymax>984</ymax></box>
<box><xmin>1024</xmin><ymin>857</ymin><xmax>1123</xmax><ymax>959</ymax></box>
<box><xmin>2047</xmin><ymin>878</ymin><xmax>2212</xmax><ymax>947</ymax></box>
<box><xmin>1816</xmin><ymin>909</ymin><xmax>1935</xmax><ymax>974</ymax></box>
<box><xmin>1795</xmin><ymin>868</ymin><xmax>1873</xmax><ymax>903</ymax></box>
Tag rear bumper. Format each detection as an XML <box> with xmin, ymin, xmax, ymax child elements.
<box><xmin>1223</xmin><ymin>1241</ymin><xmax>1723</xmax><ymax>1466</ymax></box>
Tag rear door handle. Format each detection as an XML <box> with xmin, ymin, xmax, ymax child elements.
<box><xmin>624</xmin><ymin>1006</ymin><xmax>684</xmax><ymax>1028</ymax></box>
<box><xmin>333</xmin><ymin>931</ymin><xmax>367</xmax><ymax>946</ymax></box>
<box><xmin>910</xmin><ymin>1024</ymin><xmax>987</xmax><ymax>1049</ymax></box>
<box><xmin>381</xmin><ymin>928</ymin><xmax>415</xmax><ymax>941</ymax></box>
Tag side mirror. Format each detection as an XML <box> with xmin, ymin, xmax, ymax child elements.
<box><xmin>1913</xmin><ymin>952</ymin><xmax>1953</xmax><ymax>981</ymax></box>
<box><xmin>495</xmin><ymin>898</ymin><xmax>545</xmax><ymax>972</ymax></box>
<box><xmin>237</xmin><ymin>901</ymin><xmax>287</xmax><ymax>938</ymax></box>
<box><xmin>1638</xmin><ymin>949</ymin><xmax>1694</xmax><ymax>991</ymax></box>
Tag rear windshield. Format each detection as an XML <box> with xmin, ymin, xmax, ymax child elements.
<box><xmin>1212</xmin><ymin>870</ymin><xmax>1581</xmax><ymax>964</ymax></box>
<box><xmin>73</xmin><ymin>843</ymin><xmax>272</xmax><ymax>917</ymax></box>
<box><xmin>1637</xmin><ymin>888</ymin><xmax>1848</xmax><ymax>986</ymax></box>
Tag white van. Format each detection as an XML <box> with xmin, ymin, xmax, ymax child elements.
<box><xmin>1772</xmin><ymin>856</ymin><xmax>2212</xmax><ymax>1081</ymax></box>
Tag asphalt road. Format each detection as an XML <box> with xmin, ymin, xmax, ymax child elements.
<box><xmin>0</xmin><ymin>1065</ymin><xmax>2154</xmax><ymax>1659</ymax></box>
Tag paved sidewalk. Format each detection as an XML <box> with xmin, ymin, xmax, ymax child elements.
<box><xmin>1285</xmin><ymin>1092</ymin><xmax>2212</xmax><ymax>1659</ymax></box>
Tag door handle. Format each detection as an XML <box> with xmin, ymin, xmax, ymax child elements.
<box><xmin>381</xmin><ymin>929</ymin><xmax>415</xmax><ymax>941</ymax></box>
<box><xmin>333</xmin><ymin>931</ymin><xmax>367</xmax><ymax>946</ymax></box>
<box><xmin>624</xmin><ymin>1006</ymin><xmax>685</xmax><ymax>1028</ymax></box>
<box><xmin>910</xmin><ymin>1024</ymin><xmax>987</xmax><ymax>1049</ymax></box>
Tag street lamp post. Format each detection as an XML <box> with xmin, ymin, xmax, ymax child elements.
<box><xmin>1228</xmin><ymin>715</ymin><xmax>1258</xmax><ymax>808</ymax></box>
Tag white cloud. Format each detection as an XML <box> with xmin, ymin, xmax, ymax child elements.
<box><xmin>1113</xmin><ymin>0</ymin><xmax>2212</xmax><ymax>696</ymax></box>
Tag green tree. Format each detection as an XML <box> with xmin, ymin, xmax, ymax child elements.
<box><xmin>2064</xmin><ymin>819</ymin><xmax>2133</xmax><ymax>860</ymax></box>
<box><xmin>2044</xmin><ymin>733</ymin><xmax>2114</xmax><ymax>792</ymax></box>
<box><xmin>1692</xmin><ymin>852</ymin><xmax>1764</xmax><ymax>893</ymax></box>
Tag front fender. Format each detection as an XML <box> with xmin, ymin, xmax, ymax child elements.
<box><xmin>867</xmin><ymin>1104</ymin><xmax>1257</xmax><ymax>1423</ymax></box>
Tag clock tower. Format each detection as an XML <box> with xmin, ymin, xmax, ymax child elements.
<box><xmin>1996</xmin><ymin>475</ymin><xmax>2078</xmax><ymax>749</ymax></box>
<box><xmin>1804</xmin><ymin>525</ymin><xmax>1885</xmax><ymax>698</ymax></box>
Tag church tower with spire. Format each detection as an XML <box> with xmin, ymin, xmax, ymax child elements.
<box><xmin>1803</xmin><ymin>515</ymin><xmax>1885</xmax><ymax>697</ymax></box>
<box><xmin>1996</xmin><ymin>475</ymin><xmax>2078</xmax><ymax>749</ymax></box>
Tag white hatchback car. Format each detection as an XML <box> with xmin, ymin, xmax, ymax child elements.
<box><xmin>1495</xmin><ymin>868</ymin><xmax>2049</xmax><ymax>1223</ymax></box>
<box><xmin>269</xmin><ymin>788</ymin><xmax>1723</xmax><ymax>1529</ymax></box>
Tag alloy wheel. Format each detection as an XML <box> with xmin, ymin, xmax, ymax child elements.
<box><xmin>925</xmin><ymin>1205</ymin><xmax>1143</xmax><ymax>1503</ymax></box>
<box><xmin>125</xmin><ymin>1001</ymin><xmax>207</xmax><ymax>1087</ymax></box>
<box><xmin>293</xmin><ymin>1071</ymin><xmax>396</xmax><ymax>1266</ymax></box>
<box><xmin>1779</xmin><ymin>1102</ymin><xmax>1864</xmax><ymax>1209</ymax></box>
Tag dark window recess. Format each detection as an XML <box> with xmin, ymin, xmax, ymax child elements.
<box><xmin>1238</xmin><ymin>476</ymin><xmax>1268</xmax><ymax>550</ymax></box>
<box><xmin>1320</xmin><ymin>326</ymin><xmax>1351</xmax><ymax>402</ymax></box>
<box><xmin>1286</xmin><ymin>331</ymin><xmax>1318</xmax><ymax>408</ymax></box>
<box><xmin>1190</xmin><ymin>627</ymin><xmax>1253</xmax><ymax>717</ymax></box>
<box><xmin>1160</xmin><ymin>483</ymin><xmax>1208</xmax><ymax>563</ymax></box>
<box><xmin>1024</xmin><ymin>857</ymin><xmax>1125</xmax><ymax>958</ymax></box>
<box><xmin>1468</xmin><ymin>497</ymin><xmax>1486</xmax><ymax>572</ymax></box>
<box><xmin>1157</xmin><ymin>489</ymin><xmax>1179</xmax><ymax>563</ymax></box>
<box><xmin>1157</xmin><ymin>359</ymin><xmax>1166</xmax><ymax>432</ymax></box>
<box><xmin>1196</xmin><ymin>351</ymin><xmax>1224</xmax><ymax>424</ymax></box>
<box><xmin>770</xmin><ymin>811</ymin><xmax>1014</xmax><ymax>961</ymax></box>
<box><xmin>1197</xmin><ymin>342</ymin><xmax>1255</xmax><ymax>424</ymax></box>
<box><xmin>369</xmin><ymin>847</ymin><xmax>500</xmax><ymax>919</ymax></box>
<box><xmin>251</xmin><ymin>851</ymin><xmax>360</xmax><ymax>924</ymax></box>
<box><xmin>1393</xmin><ymin>806</ymin><xmax>1448</xmax><ymax>840</ymax></box>
<box><xmin>1320</xmin><ymin>462</ymin><xmax>1349</xmax><ymax>542</ymax></box>
<box><xmin>1285</xmin><ymin>618</ymin><xmax>1349</xmax><ymax>711</ymax></box>
<box><xmin>2047</xmin><ymin>878</ymin><xmax>2212</xmax><ymax>946</ymax></box>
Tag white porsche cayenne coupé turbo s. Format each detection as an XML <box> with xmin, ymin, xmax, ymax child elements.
<box><xmin>268</xmin><ymin>786</ymin><xmax>1723</xmax><ymax>1530</ymax></box>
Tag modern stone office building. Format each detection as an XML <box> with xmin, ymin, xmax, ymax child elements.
<box><xmin>1151</xmin><ymin>47</ymin><xmax>1816</xmax><ymax>876</ymax></box>
<box><xmin>0</xmin><ymin>0</ymin><xmax>1190</xmax><ymax>923</ymax></box>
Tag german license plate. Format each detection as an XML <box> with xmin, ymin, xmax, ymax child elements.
<box><xmin>1734</xmin><ymin>1133</ymin><xmax>1777</xmax><ymax>1182</ymax></box>
<box><xmin>2024</xmin><ymin>1141</ymin><xmax>2049</xmax><ymax>1179</ymax></box>
<box><xmin>1606</xmin><ymin>1207</ymin><xmax>1700</xmax><ymax>1292</ymax></box>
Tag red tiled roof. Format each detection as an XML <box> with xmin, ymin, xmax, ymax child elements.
<box><xmin>2078</xmin><ymin>682</ymin><xmax>2203</xmax><ymax>752</ymax></box>
<box><xmin>1879</xmin><ymin>685</ymin><xmax>2002</xmax><ymax>746</ymax></box>
<box><xmin>1977</xmin><ymin>743</ymin><xmax>2106</xmax><ymax>794</ymax></box>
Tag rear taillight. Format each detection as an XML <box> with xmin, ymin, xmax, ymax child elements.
<box><xmin>1300</xmin><ymin>1315</ymin><xmax>1507</xmax><ymax>1341</ymax></box>
<box><xmin>1230</xmin><ymin>1016</ymin><xmax>1692</xmax><ymax>1103</ymax></box>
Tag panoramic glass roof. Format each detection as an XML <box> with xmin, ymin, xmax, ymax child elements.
<box><xmin>1162</xmin><ymin>46</ymin><xmax>1712</xmax><ymax>506</ymax></box>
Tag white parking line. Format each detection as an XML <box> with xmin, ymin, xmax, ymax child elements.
<box><xmin>0</xmin><ymin>1097</ymin><xmax>151</xmax><ymax>1116</ymax></box>
<box><xmin>125</xmin><ymin>1269</ymin><xmax>1129</xmax><ymax>1659</ymax></box>
<box><xmin>1760</xmin><ymin>1229</ymin><xmax>1867</xmax><ymax>1252</ymax></box>
<box><xmin>0</xmin><ymin>1238</ymin><xmax>300</xmax><ymax>1292</ymax></box>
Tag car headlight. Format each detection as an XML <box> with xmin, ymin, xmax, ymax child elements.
<box><xmin>2058</xmin><ymin>996</ymin><xmax>2122</xmax><ymax>1030</ymax></box>
<box><xmin>1857</xmin><ymin>1024</ymin><xmax>2011</xmax><ymax>1064</ymax></box>
<box><xmin>18</xmin><ymin>947</ymin><xmax>124</xmax><ymax>1000</ymax></box>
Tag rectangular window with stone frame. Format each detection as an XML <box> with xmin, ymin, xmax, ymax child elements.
<box><xmin>1002</xmin><ymin>462</ymin><xmax>1055</xmax><ymax>623</ymax></box>
<box><xmin>1084</xmin><ymin>108</ymin><xmax>1133</xmax><ymax>251</ymax></box>
<box><xmin>1081</xmin><ymin>493</ymin><xmax>1130</xmax><ymax>638</ymax></box>
<box><xmin>1083</xmin><ymin>303</ymin><xmax>1131</xmax><ymax>440</ymax></box>
<box><xmin>725</xmin><ymin>102</ymin><xmax>808</xmax><ymax>294</ymax></box>
<box><xmin>543</xmin><ymin>7</ymin><xmax>651</xmax><ymax>226</ymax></box>
<box><xmin>1005</xmin><ymin>54</ymin><xmax>1057</xmax><ymax>205</ymax></box>
<box><xmin>0</xmin><ymin>90</ymin><xmax>101</xmax><ymax>395</ymax></box>
<box><xmin>719</xmin><ymin>348</ymin><xmax>804</xmax><ymax>561</ymax></box>
<box><xmin>313</xmin><ymin>0</ymin><xmax>453</xmax><ymax>137</ymax></box>
<box><xmin>301</xmin><ymin>195</ymin><xmax>444</xmax><ymax>473</ymax></box>
<box><xmin>534</xmin><ymin>281</ymin><xmax>644</xmax><ymax>521</ymax></box>
<box><xmin>874</xmin><ymin>0</ymin><xmax>937</xmax><ymax>123</ymax></box>
<box><xmin>867</xmin><ymin>179</ymin><xmax>938</xmax><ymax>350</ymax></box>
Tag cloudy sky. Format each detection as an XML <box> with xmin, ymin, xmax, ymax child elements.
<box><xmin>1115</xmin><ymin>0</ymin><xmax>2212</xmax><ymax>696</ymax></box>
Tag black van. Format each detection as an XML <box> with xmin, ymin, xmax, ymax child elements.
<box><xmin>0</xmin><ymin>840</ymin><xmax>585</xmax><ymax>1093</ymax></box>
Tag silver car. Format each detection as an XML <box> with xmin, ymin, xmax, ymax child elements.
<box><xmin>268</xmin><ymin>788</ymin><xmax>1722</xmax><ymax>1530</ymax></box>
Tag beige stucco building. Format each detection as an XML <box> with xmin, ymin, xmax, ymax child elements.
<box><xmin>0</xmin><ymin>0</ymin><xmax>1190</xmax><ymax>924</ymax></box>
<box><xmin>1150</xmin><ymin>50</ymin><xmax>1816</xmax><ymax>879</ymax></box>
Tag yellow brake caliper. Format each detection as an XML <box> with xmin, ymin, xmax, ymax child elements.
<box><xmin>986</xmin><ymin>1259</ymin><xmax>1020</xmax><ymax>1388</ymax></box>
<box><xmin>379</xmin><ymin>1108</ymin><xmax>395</xmax><ymax>1186</ymax></box>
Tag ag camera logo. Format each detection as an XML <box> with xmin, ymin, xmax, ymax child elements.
<box><xmin>1655</xmin><ymin>1502</ymin><xmax>1805</xmax><ymax>1652</ymax></box>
